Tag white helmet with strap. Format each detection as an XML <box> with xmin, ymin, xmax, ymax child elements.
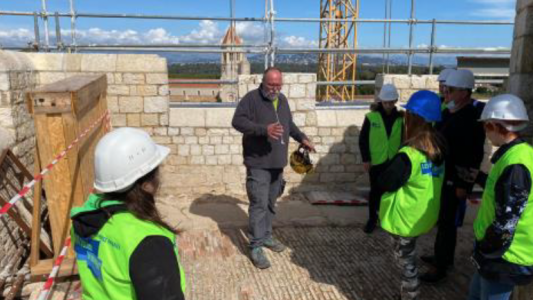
<box><xmin>480</xmin><ymin>94</ymin><xmax>530</xmax><ymax>132</ymax></box>
<box><xmin>94</xmin><ymin>127</ymin><xmax>170</xmax><ymax>193</ymax></box>
<box><xmin>437</xmin><ymin>68</ymin><xmax>454</xmax><ymax>83</ymax></box>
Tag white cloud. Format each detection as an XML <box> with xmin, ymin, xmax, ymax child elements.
<box><xmin>0</xmin><ymin>28</ymin><xmax>34</xmax><ymax>46</ymax></box>
<box><xmin>469</xmin><ymin>0</ymin><xmax>516</xmax><ymax>19</ymax></box>
<box><xmin>281</xmin><ymin>35</ymin><xmax>318</xmax><ymax>48</ymax></box>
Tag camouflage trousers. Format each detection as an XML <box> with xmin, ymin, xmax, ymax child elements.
<box><xmin>391</xmin><ymin>235</ymin><xmax>420</xmax><ymax>300</ymax></box>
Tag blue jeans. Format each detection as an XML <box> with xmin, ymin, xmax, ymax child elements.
<box><xmin>468</xmin><ymin>271</ymin><xmax>514</xmax><ymax>300</ymax></box>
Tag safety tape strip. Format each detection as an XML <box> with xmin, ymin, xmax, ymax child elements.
<box><xmin>36</xmin><ymin>237</ymin><xmax>71</xmax><ymax>300</ymax></box>
<box><xmin>0</xmin><ymin>110</ymin><xmax>109</xmax><ymax>216</ymax></box>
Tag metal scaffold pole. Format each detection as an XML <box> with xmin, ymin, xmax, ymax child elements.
<box><xmin>69</xmin><ymin>0</ymin><xmax>76</xmax><ymax>50</ymax></box>
<box><xmin>407</xmin><ymin>0</ymin><xmax>415</xmax><ymax>75</ymax></box>
<box><xmin>429</xmin><ymin>18</ymin><xmax>437</xmax><ymax>75</ymax></box>
<box><xmin>269</xmin><ymin>0</ymin><xmax>276</xmax><ymax>67</ymax></box>
<box><xmin>41</xmin><ymin>0</ymin><xmax>50</xmax><ymax>51</ymax></box>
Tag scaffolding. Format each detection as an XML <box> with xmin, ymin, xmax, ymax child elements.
<box><xmin>0</xmin><ymin>0</ymin><xmax>514</xmax><ymax>101</ymax></box>
<box><xmin>318</xmin><ymin>0</ymin><xmax>359</xmax><ymax>102</ymax></box>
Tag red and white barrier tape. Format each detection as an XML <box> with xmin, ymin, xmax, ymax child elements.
<box><xmin>36</xmin><ymin>237</ymin><xmax>71</xmax><ymax>300</ymax></box>
<box><xmin>0</xmin><ymin>110</ymin><xmax>109</xmax><ymax>216</ymax></box>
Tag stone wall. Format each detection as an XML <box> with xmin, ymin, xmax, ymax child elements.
<box><xmin>375</xmin><ymin>74</ymin><xmax>439</xmax><ymax>102</ymax></box>
<box><xmin>0</xmin><ymin>50</ymin><xmax>38</xmax><ymax>290</ymax></box>
<box><xmin>162</xmin><ymin>73</ymin><xmax>367</xmax><ymax>195</ymax></box>
<box><xmin>510</xmin><ymin>1</ymin><xmax>533</xmax><ymax>299</ymax></box>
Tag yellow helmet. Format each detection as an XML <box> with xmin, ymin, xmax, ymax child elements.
<box><xmin>290</xmin><ymin>145</ymin><xmax>313</xmax><ymax>174</ymax></box>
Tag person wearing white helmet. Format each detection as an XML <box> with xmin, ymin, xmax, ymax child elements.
<box><xmin>421</xmin><ymin>68</ymin><xmax>487</xmax><ymax>283</ymax></box>
<box><xmin>437</xmin><ymin>68</ymin><xmax>455</xmax><ymax>106</ymax></box>
<box><xmin>468</xmin><ymin>94</ymin><xmax>533</xmax><ymax>300</ymax></box>
<box><xmin>359</xmin><ymin>83</ymin><xmax>404</xmax><ymax>233</ymax></box>
<box><xmin>70</xmin><ymin>127</ymin><xmax>186</xmax><ymax>300</ymax></box>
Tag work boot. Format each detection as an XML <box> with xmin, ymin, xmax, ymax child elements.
<box><xmin>264</xmin><ymin>237</ymin><xmax>286</xmax><ymax>253</ymax></box>
<box><xmin>421</xmin><ymin>255</ymin><xmax>453</xmax><ymax>270</ymax></box>
<box><xmin>420</xmin><ymin>269</ymin><xmax>447</xmax><ymax>284</ymax></box>
<box><xmin>363</xmin><ymin>219</ymin><xmax>377</xmax><ymax>234</ymax></box>
<box><xmin>250</xmin><ymin>247</ymin><xmax>271</xmax><ymax>269</ymax></box>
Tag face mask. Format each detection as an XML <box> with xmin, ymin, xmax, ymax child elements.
<box><xmin>447</xmin><ymin>100</ymin><xmax>456</xmax><ymax>110</ymax></box>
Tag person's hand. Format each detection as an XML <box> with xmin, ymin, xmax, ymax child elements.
<box><xmin>267</xmin><ymin>122</ymin><xmax>284</xmax><ymax>140</ymax></box>
<box><xmin>456</xmin><ymin>188</ymin><xmax>468</xmax><ymax>199</ymax></box>
<box><xmin>363</xmin><ymin>162</ymin><xmax>371</xmax><ymax>173</ymax></box>
<box><xmin>302</xmin><ymin>139</ymin><xmax>316</xmax><ymax>153</ymax></box>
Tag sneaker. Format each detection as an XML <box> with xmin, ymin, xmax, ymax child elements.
<box><xmin>264</xmin><ymin>238</ymin><xmax>286</xmax><ymax>253</ymax></box>
<box><xmin>250</xmin><ymin>247</ymin><xmax>271</xmax><ymax>269</ymax></box>
<box><xmin>420</xmin><ymin>270</ymin><xmax>447</xmax><ymax>284</ymax></box>
<box><xmin>363</xmin><ymin>220</ymin><xmax>377</xmax><ymax>234</ymax></box>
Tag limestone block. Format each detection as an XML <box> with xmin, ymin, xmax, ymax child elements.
<box><xmin>195</xmin><ymin>128</ymin><xmax>207</xmax><ymax>136</ymax></box>
<box><xmin>296</xmin><ymin>99</ymin><xmax>315</xmax><ymax>111</ymax></box>
<box><xmin>424</xmin><ymin>75</ymin><xmax>440</xmax><ymax>89</ymax></box>
<box><xmin>210</xmin><ymin>136</ymin><xmax>223</xmax><ymax>144</ymax></box>
<box><xmin>159</xmin><ymin>85</ymin><xmax>169</xmax><ymax>96</ymax></box>
<box><xmin>0</xmin><ymin>127</ymin><xmax>15</xmax><ymax>152</ymax></box>
<box><xmin>160</xmin><ymin>113</ymin><xmax>169</xmax><ymax>126</ymax></box>
<box><xmin>119</xmin><ymin>96</ymin><xmax>143</xmax><ymax>113</ymax></box>
<box><xmin>331</xmin><ymin>128</ymin><xmax>345</xmax><ymax>136</ymax></box>
<box><xmin>63</xmin><ymin>54</ymin><xmax>83</xmax><ymax>72</ymax></box>
<box><xmin>111</xmin><ymin>114</ymin><xmax>126</xmax><ymax>127</ymax></box>
<box><xmin>131</xmin><ymin>85</ymin><xmax>158</xmax><ymax>96</ymax></box>
<box><xmin>206</xmin><ymin>156</ymin><xmax>218</xmax><ymax>165</ymax></box>
<box><xmin>231</xmin><ymin>155</ymin><xmax>243</xmax><ymax>165</ymax></box>
<box><xmin>28</xmin><ymin>53</ymin><xmax>64</xmax><ymax>71</ymax></box>
<box><xmin>336</xmin><ymin>173</ymin><xmax>357</xmax><ymax>182</ymax></box>
<box><xmin>206</xmin><ymin>108</ymin><xmax>234</xmax><ymax>127</ymax></box>
<box><xmin>508</xmin><ymin>74</ymin><xmax>533</xmax><ymax>101</ymax></box>
<box><xmin>127</xmin><ymin>114</ymin><xmax>141</xmax><ymax>127</ymax></box>
<box><xmin>320</xmin><ymin>173</ymin><xmax>336</xmax><ymax>183</ymax></box>
<box><xmin>144</xmin><ymin>96</ymin><xmax>168</xmax><ymax>113</ymax></box>
<box><xmin>154</xmin><ymin>127</ymin><xmax>167</xmax><ymax>136</ymax></box>
<box><xmin>190</xmin><ymin>156</ymin><xmax>205</xmax><ymax>165</ymax></box>
<box><xmin>329</xmin><ymin>165</ymin><xmax>345</xmax><ymax>173</ymax></box>
<box><xmin>510</xmin><ymin>36</ymin><xmax>533</xmax><ymax>74</ymax></box>
<box><xmin>306</xmin><ymin>84</ymin><xmax>317</xmax><ymax>98</ymax></box>
<box><xmin>169</xmin><ymin>108</ymin><xmax>205</xmax><ymax>127</ymax></box>
<box><xmin>322</xmin><ymin>136</ymin><xmax>336</xmax><ymax>144</ymax></box>
<box><xmin>218</xmin><ymin>155</ymin><xmax>232</xmax><ymax>165</ymax></box>
<box><xmin>340</xmin><ymin>154</ymin><xmax>357</xmax><ymax>164</ymax></box>
<box><xmin>392</xmin><ymin>75</ymin><xmax>411</xmax><ymax>89</ymax></box>
<box><xmin>319</xmin><ymin>154</ymin><xmax>340</xmax><ymax>165</ymax></box>
<box><xmin>247</xmin><ymin>84</ymin><xmax>257</xmax><ymax>93</ymax></box>
<box><xmin>289</xmin><ymin>84</ymin><xmax>306</xmax><ymax>98</ymax></box>
<box><xmin>230</xmin><ymin>144</ymin><xmax>241</xmax><ymax>154</ymax></box>
<box><xmin>153</xmin><ymin>136</ymin><xmax>171</xmax><ymax>144</ymax></box>
<box><xmin>202</xmin><ymin>145</ymin><xmax>215</xmax><ymax>155</ymax></box>
<box><xmin>198</xmin><ymin>136</ymin><xmax>208</xmax><ymax>144</ymax></box>
<box><xmin>517</xmin><ymin>0</ymin><xmax>533</xmax><ymax>14</ymax></box>
<box><xmin>409</xmin><ymin>75</ymin><xmax>426</xmax><ymax>89</ymax></box>
<box><xmin>316</xmin><ymin>110</ymin><xmax>337</xmax><ymax>127</ymax></box>
<box><xmin>168</xmin><ymin>127</ymin><xmax>180</xmax><ymax>136</ymax></box>
<box><xmin>116</xmin><ymin>54</ymin><xmax>167</xmax><ymax>73</ymax></box>
<box><xmin>283</xmin><ymin>73</ymin><xmax>298</xmax><ymax>84</ymax></box>
<box><xmin>238</xmin><ymin>84</ymin><xmax>248</xmax><ymax>98</ymax></box>
<box><xmin>108</xmin><ymin>85</ymin><xmax>130</xmax><ymax>95</ymax></box>
<box><xmin>288</xmin><ymin>100</ymin><xmax>297</xmax><ymax>111</ymax></box>
<box><xmin>172</xmin><ymin>136</ymin><xmax>184</xmax><ymax>144</ymax></box>
<box><xmin>303</xmin><ymin>126</ymin><xmax>317</xmax><ymax>136</ymax></box>
<box><xmin>178</xmin><ymin>145</ymin><xmax>190</xmax><ymax>156</ymax></box>
<box><xmin>105</xmin><ymin>73</ymin><xmax>115</xmax><ymax>85</ymax></box>
<box><xmin>123</xmin><ymin>73</ymin><xmax>145</xmax><ymax>85</ymax></box>
<box><xmin>208</xmin><ymin>128</ymin><xmax>229</xmax><ymax>136</ymax></box>
<box><xmin>107</xmin><ymin>96</ymin><xmax>119</xmax><ymax>113</ymax></box>
<box><xmin>299</xmin><ymin>74</ymin><xmax>316</xmax><ymax>83</ymax></box>
<box><xmin>223</xmin><ymin>136</ymin><xmax>233</xmax><ymax>144</ymax></box>
<box><xmin>185</xmin><ymin>136</ymin><xmax>198</xmax><ymax>145</ymax></box>
<box><xmin>318</xmin><ymin>128</ymin><xmax>332</xmax><ymax>136</ymax></box>
<box><xmin>181</xmin><ymin>127</ymin><xmax>194</xmax><ymax>136</ymax></box>
<box><xmin>0</xmin><ymin>73</ymin><xmax>10</xmax><ymax>91</ymax></box>
<box><xmin>146</xmin><ymin>73</ymin><xmax>169</xmax><ymax>84</ymax></box>
<box><xmin>39</xmin><ymin>72</ymin><xmax>66</xmax><ymax>85</ymax></box>
<box><xmin>215</xmin><ymin>145</ymin><xmax>229</xmax><ymax>155</ymax></box>
<box><xmin>81</xmin><ymin>54</ymin><xmax>117</xmax><ymax>72</ymax></box>
<box><xmin>293</xmin><ymin>112</ymin><xmax>306</xmax><ymax>127</ymax></box>
<box><xmin>114</xmin><ymin>73</ymin><xmax>123</xmax><ymax>84</ymax></box>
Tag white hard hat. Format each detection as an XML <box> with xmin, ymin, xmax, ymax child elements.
<box><xmin>378</xmin><ymin>84</ymin><xmax>399</xmax><ymax>102</ymax></box>
<box><xmin>94</xmin><ymin>127</ymin><xmax>170</xmax><ymax>193</ymax></box>
<box><xmin>437</xmin><ymin>68</ymin><xmax>454</xmax><ymax>83</ymax></box>
<box><xmin>480</xmin><ymin>94</ymin><xmax>529</xmax><ymax>131</ymax></box>
<box><xmin>445</xmin><ymin>69</ymin><xmax>475</xmax><ymax>90</ymax></box>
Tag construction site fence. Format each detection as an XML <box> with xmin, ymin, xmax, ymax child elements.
<box><xmin>0</xmin><ymin>0</ymin><xmax>514</xmax><ymax>88</ymax></box>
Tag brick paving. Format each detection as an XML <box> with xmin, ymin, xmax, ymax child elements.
<box><xmin>178</xmin><ymin>225</ymin><xmax>476</xmax><ymax>300</ymax></box>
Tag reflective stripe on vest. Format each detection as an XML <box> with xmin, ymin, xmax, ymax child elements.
<box><xmin>379</xmin><ymin>146</ymin><xmax>445</xmax><ymax>237</ymax></box>
<box><xmin>474</xmin><ymin>142</ymin><xmax>533</xmax><ymax>266</ymax></box>
<box><xmin>367</xmin><ymin>111</ymin><xmax>403</xmax><ymax>165</ymax></box>
<box><xmin>73</xmin><ymin>212</ymin><xmax>186</xmax><ymax>300</ymax></box>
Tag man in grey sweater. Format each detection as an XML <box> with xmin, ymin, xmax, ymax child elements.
<box><xmin>232</xmin><ymin>67</ymin><xmax>315</xmax><ymax>269</ymax></box>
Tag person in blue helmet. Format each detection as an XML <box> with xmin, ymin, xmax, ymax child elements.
<box><xmin>375</xmin><ymin>90</ymin><xmax>447</xmax><ymax>300</ymax></box>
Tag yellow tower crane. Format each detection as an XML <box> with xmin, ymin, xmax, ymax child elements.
<box><xmin>318</xmin><ymin>0</ymin><xmax>359</xmax><ymax>102</ymax></box>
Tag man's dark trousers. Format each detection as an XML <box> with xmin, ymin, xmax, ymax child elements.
<box><xmin>434</xmin><ymin>183</ymin><xmax>463</xmax><ymax>271</ymax></box>
<box><xmin>246</xmin><ymin>168</ymin><xmax>285</xmax><ymax>249</ymax></box>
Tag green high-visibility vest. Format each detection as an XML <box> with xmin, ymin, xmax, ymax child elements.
<box><xmin>367</xmin><ymin>111</ymin><xmax>403</xmax><ymax>165</ymax></box>
<box><xmin>380</xmin><ymin>146</ymin><xmax>445</xmax><ymax>237</ymax></box>
<box><xmin>474</xmin><ymin>142</ymin><xmax>533</xmax><ymax>266</ymax></box>
<box><xmin>72</xmin><ymin>196</ymin><xmax>186</xmax><ymax>300</ymax></box>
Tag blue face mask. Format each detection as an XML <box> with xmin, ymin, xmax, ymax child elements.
<box><xmin>447</xmin><ymin>100</ymin><xmax>456</xmax><ymax>110</ymax></box>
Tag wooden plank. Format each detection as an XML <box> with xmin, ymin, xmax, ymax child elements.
<box><xmin>29</xmin><ymin>92</ymin><xmax>73</xmax><ymax>114</ymax></box>
<box><xmin>31</xmin><ymin>148</ymin><xmax>44</xmax><ymax>267</ymax></box>
<box><xmin>31</xmin><ymin>75</ymin><xmax>104</xmax><ymax>94</ymax></box>
<box><xmin>30</xmin><ymin>258</ymin><xmax>78</xmax><ymax>282</ymax></box>
<box><xmin>73</xmin><ymin>75</ymin><xmax>107</xmax><ymax>117</ymax></box>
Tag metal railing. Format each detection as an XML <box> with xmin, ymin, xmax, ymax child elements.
<box><xmin>0</xmin><ymin>0</ymin><xmax>514</xmax><ymax>88</ymax></box>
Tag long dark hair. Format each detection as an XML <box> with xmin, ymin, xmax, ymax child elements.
<box><xmin>404</xmin><ymin>112</ymin><xmax>446</xmax><ymax>163</ymax></box>
<box><xmin>99</xmin><ymin>167</ymin><xmax>176</xmax><ymax>234</ymax></box>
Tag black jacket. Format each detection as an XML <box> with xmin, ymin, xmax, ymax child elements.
<box><xmin>435</xmin><ymin>100</ymin><xmax>486</xmax><ymax>192</ymax></box>
<box><xmin>72</xmin><ymin>205</ymin><xmax>185</xmax><ymax>300</ymax></box>
<box><xmin>359</xmin><ymin>105</ymin><xmax>403</xmax><ymax>165</ymax></box>
<box><xmin>473</xmin><ymin>138</ymin><xmax>533</xmax><ymax>286</ymax></box>
<box><xmin>232</xmin><ymin>86</ymin><xmax>307</xmax><ymax>169</ymax></box>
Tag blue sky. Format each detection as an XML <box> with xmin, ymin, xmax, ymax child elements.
<box><xmin>0</xmin><ymin>0</ymin><xmax>515</xmax><ymax>50</ymax></box>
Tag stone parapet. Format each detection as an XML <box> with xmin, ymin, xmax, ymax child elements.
<box><xmin>375</xmin><ymin>74</ymin><xmax>439</xmax><ymax>102</ymax></box>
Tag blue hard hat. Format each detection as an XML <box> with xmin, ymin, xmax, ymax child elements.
<box><xmin>402</xmin><ymin>90</ymin><xmax>442</xmax><ymax>122</ymax></box>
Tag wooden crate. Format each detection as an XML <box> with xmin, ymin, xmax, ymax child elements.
<box><xmin>27</xmin><ymin>75</ymin><xmax>108</xmax><ymax>279</ymax></box>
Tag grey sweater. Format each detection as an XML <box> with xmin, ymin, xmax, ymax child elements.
<box><xmin>232</xmin><ymin>86</ymin><xmax>307</xmax><ymax>169</ymax></box>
